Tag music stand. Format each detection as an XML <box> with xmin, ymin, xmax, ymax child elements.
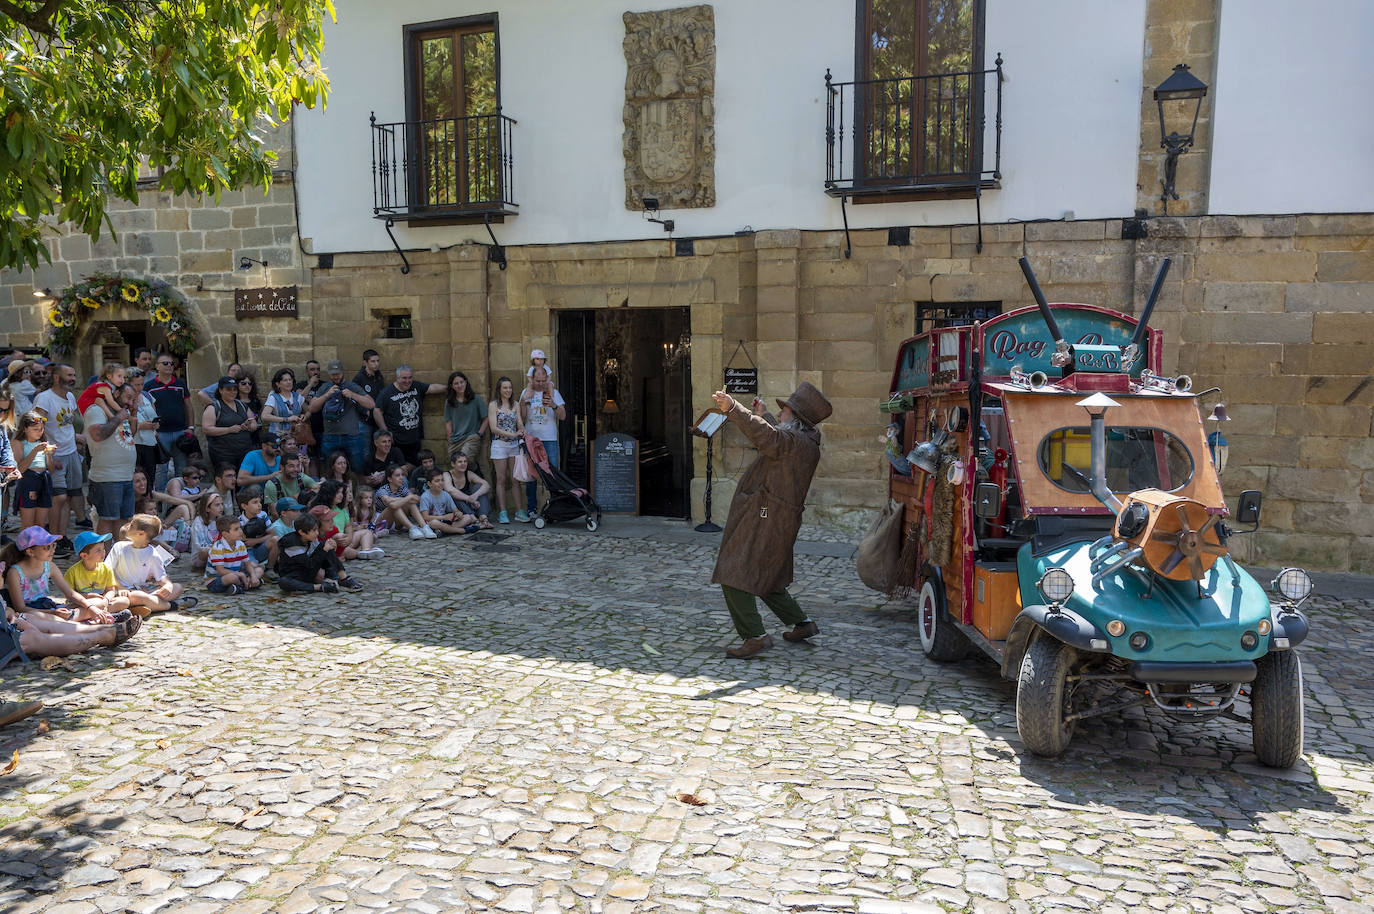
<box><xmin>691</xmin><ymin>408</ymin><xmax>728</xmax><ymax>533</ymax></box>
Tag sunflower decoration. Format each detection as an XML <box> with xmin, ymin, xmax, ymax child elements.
<box><xmin>47</xmin><ymin>272</ymin><xmax>199</xmax><ymax>358</ymax></box>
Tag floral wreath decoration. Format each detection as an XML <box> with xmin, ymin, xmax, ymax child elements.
<box><xmin>46</xmin><ymin>273</ymin><xmax>199</xmax><ymax>357</ymax></box>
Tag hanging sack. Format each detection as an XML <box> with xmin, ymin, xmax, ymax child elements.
<box><xmin>855</xmin><ymin>498</ymin><xmax>905</xmax><ymax>594</ymax></box>
<box><xmin>512</xmin><ymin>453</ymin><xmax>536</xmax><ymax>483</ymax></box>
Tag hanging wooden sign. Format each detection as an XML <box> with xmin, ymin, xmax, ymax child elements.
<box><xmin>235</xmin><ymin>286</ymin><xmax>299</xmax><ymax>319</ymax></box>
<box><xmin>723</xmin><ymin>340</ymin><xmax>758</xmax><ymax>394</ymax></box>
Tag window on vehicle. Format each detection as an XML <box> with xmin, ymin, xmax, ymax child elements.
<box><xmin>858</xmin><ymin>0</ymin><xmax>985</xmax><ymax>184</ymax></box>
<box><xmin>406</xmin><ymin>17</ymin><xmax>499</xmax><ymax>207</ymax></box>
<box><xmin>1037</xmin><ymin>427</ymin><xmax>1194</xmax><ymax>494</ymax></box>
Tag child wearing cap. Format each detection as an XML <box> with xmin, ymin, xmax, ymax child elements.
<box><xmin>63</xmin><ymin>531</ymin><xmax>132</xmax><ymax>617</ymax></box>
<box><xmin>521</xmin><ymin>348</ymin><xmax>554</xmax><ymax>401</ymax></box>
<box><xmin>2</xmin><ymin>527</ymin><xmax>138</xmax><ymax>656</ymax></box>
<box><xmin>265</xmin><ymin>497</ymin><xmax>304</xmax><ymax>571</ymax></box>
<box><xmin>2</xmin><ymin>526</ymin><xmax>113</xmax><ymax>623</ymax></box>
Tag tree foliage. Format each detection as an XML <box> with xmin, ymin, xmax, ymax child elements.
<box><xmin>0</xmin><ymin>0</ymin><xmax>335</xmax><ymax>271</ymax></box>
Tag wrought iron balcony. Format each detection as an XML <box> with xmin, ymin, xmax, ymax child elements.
<box><xmin>825</xmin><ymin>56</ymin><xmax>1003</xmax><ymax>199</ymax></box>
<box><xmin>370</xmin><ymin>111</ymin><xmax>517</xmax><ymax>221</ymax></box>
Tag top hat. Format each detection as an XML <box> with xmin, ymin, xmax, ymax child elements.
<box><xmin>775</xmin><ymin>381</ymin><xmax>833</xmax><ymax>427</ymax></box>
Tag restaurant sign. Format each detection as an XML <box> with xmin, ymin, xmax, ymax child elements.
<box><xmin>235</xmin><ymin>286</ymin><xmax>299</xmax><ymax>319</ymax></box>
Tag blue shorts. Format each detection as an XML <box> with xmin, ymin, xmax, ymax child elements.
<box><xmin>249</xmin><ymin>543</ymin><xmax>270</xmax><ymax>563</ymax></box>
<box><xmin>17</xmin><ymin>470</ymin><xmax>53</xmax><ymax>509</ymax></box>
<box><xmin>89</xmin><ymin>480</ymin><xmax>135</xmax><ymax>520</ymax></box>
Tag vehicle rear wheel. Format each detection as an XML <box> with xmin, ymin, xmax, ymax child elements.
<box><xmin>1251</xmin><ymin>650</ymin><xmax>1304</xmax><ymax>768</ymax></box>
<box><xmin>533</xmin><ymin>515</ymin><xmax>547</xmax><ymax>529</ymax></box>
<box><xmin>1016</xmin><ymin>636</ymin><xmax>1078</xmax><ymax>758</ymax></box>
<box><xmin>916</xmin><ymin>578</ymin><xmax>969</xmax><ymax>662</ymax></box>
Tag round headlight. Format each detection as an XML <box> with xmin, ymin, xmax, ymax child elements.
<box><xmin>1129</xmin><ymin>631</ymin><xmax>1150</xmax><ymax>651</ymax></box>
<box><xmin>1037</xmin><ymin>567</ymin><xmax>1075</xmax><ymax>604</ymax></box>
<box><xmin>1272</xmin><ymin>568</ymin><xmax>1313</xmax><ymax>603</ymax></box>
<box><xmin>1256</xmin><ymin>619</ymin><xmax>1272</xmax><ymax>636</ymax></box>
<box><xmin>1240</xmin><ymin>631</ymin><xmax>1258</xmax><ymax>651</ymax></box>
<box><xmin>1106</xmin><ymin>619</ymin><xmax>1126</xmax><ymax>637</ymax></box>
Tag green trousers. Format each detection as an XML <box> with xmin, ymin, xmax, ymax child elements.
<box><xmin>722</xmin><ymin>585</ymin><xmax>808</xmax><ymax>639</ymax></box>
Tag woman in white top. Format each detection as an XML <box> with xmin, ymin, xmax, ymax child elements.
<box><xmin>259</xmin><ymin>368</ymin><xmax>309</xmax><ymax>440</ymax></box>
<box><xmin>487</xmin><ymin>376</ymin><xmax>525</xmax><ymax>525</ymax></box>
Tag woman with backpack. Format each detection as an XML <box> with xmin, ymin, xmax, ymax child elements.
<box><xmin>201</xmin><ymin>376</ymin><xmax>258</xmax><ymax>473</ymax></box>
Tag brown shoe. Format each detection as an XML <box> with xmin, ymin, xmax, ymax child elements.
<box><xmin>783</xmin><ymin>620</ymin><xmax>820</xmax><ymax>642</ymax></box>
<box><xmin>725</xmin><ymin>635</ymin><xmax>774</xmax><ymax>659</ymax></box>
<box><xmin>0</xmin><ymin>700</ymin><xmax>42</xmax><ymax>728</ymax></box>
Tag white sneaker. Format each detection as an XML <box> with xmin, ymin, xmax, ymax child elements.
<box><xmin>408</xmin><ymin>526</ymin><xmax>424</xmax><ymax>540</ymax></box>
<box><xmin>422</xmin><ymin>526</ymin><xmax>438</xmax><ymax>539</ymax></box>
<box><xmin>356</xmin><ymin>547</ymin><xmax>385</xmax><ymax>560</ymax></box>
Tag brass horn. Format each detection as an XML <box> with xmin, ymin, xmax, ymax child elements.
<box><xmin>1028</xmin><ymin>370</ymin><xmax>1049</xmax><ymax>390</ymax></box>
<box><xmin>1174</xmin><ymin>374</ymin><xmax>1192</xmax><ymax>393</ymax></box>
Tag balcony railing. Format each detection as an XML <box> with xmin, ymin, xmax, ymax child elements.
<box><xmin>370</xmin><ymin>111</ymin><xmax>517</xmax><ymax>220</ymax></box>
<box><xmin>825</xmin><ymin>55</ymin><xmax>1003</xmax><ymax>198</ymax></box>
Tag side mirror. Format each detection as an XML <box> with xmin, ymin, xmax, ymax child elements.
<box><xmin>973</xmin><ymin>482</ymin><xmax>1002</xmax><ymax>519</ymax></box>
<box><xmin>1236</xmin><ymin>490</ymin><xmax>1262</xmax><ymax>526</ymax></box>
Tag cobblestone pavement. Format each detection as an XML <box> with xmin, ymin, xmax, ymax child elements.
<box><xmin>2</xmin><ymin>519</ymin><xmax>1372</xmax><ymax>914</ymax></box>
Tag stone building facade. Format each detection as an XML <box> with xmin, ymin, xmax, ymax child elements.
<box><xmin>0</xmin><ymin>1</ymin><xmax>1370</xmax><ymax>574</ymax></box>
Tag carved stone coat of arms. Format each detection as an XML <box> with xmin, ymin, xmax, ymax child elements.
<box><xmin>623</xmin><ymin>5</ymin><xmax>715</xmax><ymax>210</ymax></box>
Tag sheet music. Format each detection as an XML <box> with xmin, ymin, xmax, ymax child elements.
<box><xmin>693</xmin><ymin>410</ymin><xmax>728</xmax><ymax>438</ymax></box>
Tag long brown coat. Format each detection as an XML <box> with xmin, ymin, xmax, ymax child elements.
<box><xmin>710</xmin><ymin>402</ymin><xmax>822</xmax><ymax>595</ymax></box>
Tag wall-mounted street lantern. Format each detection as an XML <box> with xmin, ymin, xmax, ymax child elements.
<box><xmin>1154</xmin><ymin>63</ymin><xmax>1208</xmax><ymax>213</ymax></box>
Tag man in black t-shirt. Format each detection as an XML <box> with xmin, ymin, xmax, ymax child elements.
<box><xmin>362</xmin><ymin>429</ymin><xmax>409</xmax><ymax>488</ymax></box>
<box><xmin>372</xmin><ymin>364</ymin><xmax>433</xmax><ymax>466</ymax></box>
<box><xmin>353</xmin><ymin>350</ymin><xmax>384</xmax><ymax>435</ymax></box>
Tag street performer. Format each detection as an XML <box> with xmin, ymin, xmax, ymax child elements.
<box><xmin>710</xmin><ymin>381</ymin><xmax>832</xmax><ymax>659</ymax></box>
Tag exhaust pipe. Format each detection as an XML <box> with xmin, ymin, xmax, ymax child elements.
<box><xmin>1122</xmin><ymin>257</ymin><xmax>1172</xmax><ymax>371</ymax></box>
<box><xmin>1018</xmin><ymin>258</ymin><xmax>1072</xmax><ymax>368</ymax></box>
<box><xmin>1078</xmin><ymin>393</ymin><xmax>1124</xmax><ymax>513</ymax></box>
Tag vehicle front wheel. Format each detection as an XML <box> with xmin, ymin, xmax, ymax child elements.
<box><xmin>916</xmin><ymin>578</ymin><xmax>969</xmax><ymax>662</ymax></box>
<box><xmin>586</xmin><ymin>515</ymin><xmax>599</xmax><ymax>532</ymax></box>
<box><xmin>533</xmin><ymin>515</ymin><xmax>547</xmax><ymax>529</ymax></box>
<box><xmin>1016</xmin><ymin>636</ymin><xmax>1078</xmax><ymax>758</ymax></box>
<box><xmin>1251</xmin><ymin>650</ymin><xmax>1304</xmax><ymax>768</ymax></box>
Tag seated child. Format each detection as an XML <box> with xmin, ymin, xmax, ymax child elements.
<box><xmin>419</xmin><ymin>470</ymin><xmax>479</xmax><ymax>536</ymax></box>
<box><xmin>311</xmin><ymin>481</ymin><xmax>383</xmax><ymax>561</ymax></box>
<box><xmin>353</xmin><ymin>486</ymin><xmax>389</xmax><ymax>539</ymax></box>
<box><xmin>266</xmin><ymin>497</ymin><xmax>304</xmax><ymax>570</ymax></box>
<box><xmin>407</xmin><ymin>449</ymin><xmax>440</xmax><ymax>494</ymax></box>
<box><xmin>2</xmin><ymin>527</ymin><xmax>138</xmax><ymax>656</ymax></box>
<box><xmin>376</xmin><ymin>464</ymin><xmax>433</xmax><ymax>540</ymax></box>
<box><xmin>107</xmin><ymin>515</ymin><xmax>195</xmax><ymax>615</ymax></box>
<box><xmin>190</xmin><ymin>492</ymin><xmax>226</xmax><ymax>572</ymax></box>
<box><xmin>205</xmin><ymin>515</ymin><xmax>263</xmax><ymax>594</ymax></box>
<box><xmin>276</xmin><ymin>514</ymin><xmax>362</xmax><ymax>594</ymax></box>
<box><xmin>236</xmin><ymin>486</ymin><xmax>276</xmax><ymax>565</ymax></box>
<box><xmin>63</xmin><ymin>531</ymin><xmax>132</xmax><ymax>617</ymax></box>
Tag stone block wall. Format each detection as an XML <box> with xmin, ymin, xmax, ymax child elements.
<box><xmin>0</xmin><ymin>123</ymin><xmax>312</xmax><ymax>388</ymax></box>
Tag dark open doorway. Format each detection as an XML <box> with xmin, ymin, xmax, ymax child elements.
<box><xmin>556</xmin><ymin>308</ymin><xmax>692</xmax><ymax>518</ymax></box>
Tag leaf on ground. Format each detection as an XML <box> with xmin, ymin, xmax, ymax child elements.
<box><xmin>156</xmin><ymin>738</ymin><xmax>169</xmax><ymax>749</ymax></box>
<box><xmin>174</xmin><ymin>669</ymin><xmax>193</xmax><ymax>677</ymax></box>
<box><xmin>536</xmin><ymin>606</ymin><xmax>552</xmax><ymax>612</ymax></box>
<box><xmin>40</xmin><ymin>656</ymin><xmax>64</xmax><ymax>671</ymax></box>
<box><xmin>675</xmin><ymin>792</ymin><xmax>708</xmax><ymax>807</ymax></box>
<box><xmin>265</xmin><ymin>597</ymin><xmax>288</xmax><ymax>604</ymax></box>
<box><xmin>118</xmin><ymin>658</ymin><xmax>145</xmax><ymax>668</ymax></box>
<box><xmin>35</xmin><ymin>720</ymin><xmax>49</xmax><ymax>735</ymax></box>
<box><xmin>2</xmin><ymin>751</ymin><xmax>17</xmax><ymax>774</ymax></box>
<box><xmin>641</xmin><ymin>642</ymin><xmax>661</xmax><ymax>656</ymax></box>
<box><xmin>234</xmin><ymin>805</ymin><xmax>262</xmax><ymax>826</ymax></box>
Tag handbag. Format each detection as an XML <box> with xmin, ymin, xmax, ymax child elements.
<box><xmin>856</xmin><ymin>498</ymin><xmax>905</xmax><ymax>594</ymax></box>
<box><xmin>512</xmin><ymin>453</ymin><xmax>536</xmax><ymax>483</ymax></box>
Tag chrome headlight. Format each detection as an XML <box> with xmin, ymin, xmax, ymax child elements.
<box><xmin>1272</xmin><ymin>567</ymin><xmax>1313</xmax><ymax>605</ymax></box>
<box><xmin>1037</xmin><ymin>567</ymin><xmax>1075</xmax><ymax>604</ymax></box>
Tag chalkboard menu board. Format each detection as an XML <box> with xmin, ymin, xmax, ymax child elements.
<box><xmin>592</xmin><ymin>433</ymin><xmax>639</xmax><ymax>514</ymax></box>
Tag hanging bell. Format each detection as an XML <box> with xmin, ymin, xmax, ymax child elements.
<box><xmin>1207</xmin><ymin>403</ymin><xmax>1230</xmax><ymax>422</ymax></box>
<box><xmin>908</xmin><ymin>439</ymin><xmax>941</xmax><ymax>476</ymax></box>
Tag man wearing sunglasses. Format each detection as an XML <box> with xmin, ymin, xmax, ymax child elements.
<box><xmin>144</xmin><ymin>354</ymin><xmax>196</xmax><ymax>481</ymax></box>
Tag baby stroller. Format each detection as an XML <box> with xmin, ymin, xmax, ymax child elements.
<box><xmin>522</xmin><ymin>434</ymin><xmax>602</xmax><ymax>531</ymax></box>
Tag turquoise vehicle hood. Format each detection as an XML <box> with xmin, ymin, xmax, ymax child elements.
<box><xmin>1018</xmin><ymin>541</ymin><xmax>1273</xmax><ymax>663</ymax></box>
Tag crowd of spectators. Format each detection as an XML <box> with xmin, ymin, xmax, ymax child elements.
<box><xmin>1</xmin><ymin>346</ymin><xmax>564</xmax><ymax>680</ymax></box>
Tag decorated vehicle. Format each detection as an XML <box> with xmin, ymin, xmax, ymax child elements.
<box><xmin>879</xmin><ymin>257</ymin><xmax>1311</xmax><ymax>766</ymax></box>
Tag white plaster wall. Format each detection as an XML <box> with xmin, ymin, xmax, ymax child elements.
<box><xmin>295</xmin><ymin>0</ymin><xmax>1146</xmax><ymax>252</ymax></box>
<box><xmin>1210</xmin><ymin>0</ymin><xmax>1374</xmax><ymax>214</ymax></box>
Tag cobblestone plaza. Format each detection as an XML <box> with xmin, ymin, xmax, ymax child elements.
<box><xmin>2</xmin><ymin>521</ymin><xmax>1371</xmax><ymax>913</ymax></box>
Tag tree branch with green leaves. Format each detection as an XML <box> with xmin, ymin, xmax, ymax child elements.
<box><xmin>0</xmin><ymin>0</ymin><xmax>334</xmax><ymax>270</ymax></box>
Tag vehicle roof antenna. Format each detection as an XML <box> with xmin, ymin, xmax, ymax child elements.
<box><xmin>1122</xmin><ymin>257</ymin><xmax>1171</xmax><ymax>372</ymax></box>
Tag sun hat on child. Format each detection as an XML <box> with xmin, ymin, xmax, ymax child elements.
<box><xmin>16</xmin><ymin>527</ymin><xmax>62</xmax><ymax>550</ymax></box>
